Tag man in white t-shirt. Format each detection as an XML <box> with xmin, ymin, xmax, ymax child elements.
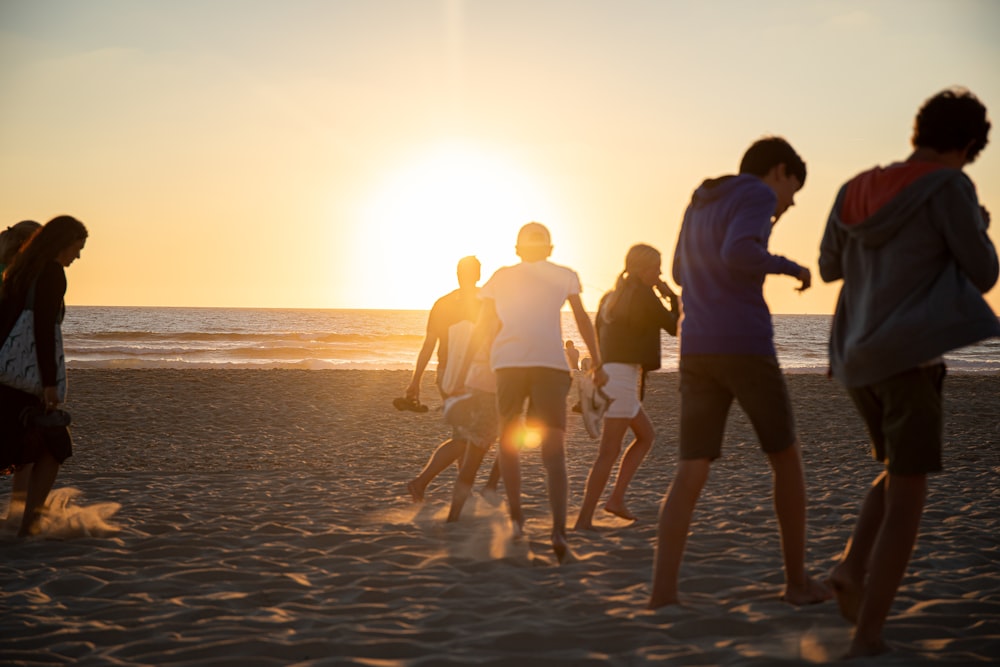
<box><xmin>469</xmin><ymin>222</ymin><xmax>606</xmax><ymax>562</ymax></box>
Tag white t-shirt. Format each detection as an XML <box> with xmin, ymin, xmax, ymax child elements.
<box><xmin>480</xmin><ymin>260</ymin><xmax>582</xmax><ymax>371</ymax></box>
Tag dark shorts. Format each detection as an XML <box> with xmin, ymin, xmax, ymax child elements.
<box><xmin>495</xmin><ymin>367</ymin><xmax>572</xmax><ymax>431</ymax></box>
<box><xmin>847</xmin><ymin>364</ymin><xmax>945</xmax><ymax>475</ymax></box>
<box><xmin>679</xmin><ymin>354</ymin><xmax>796</xmax><ymax>460</ymax></box>
<box><xmin>0</xmin><ymin>384</ymin><xmax>73</xmax><ymax>469</ymax></box>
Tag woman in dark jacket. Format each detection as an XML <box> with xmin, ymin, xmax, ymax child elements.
<box><xmin>1</xmin><ymin>215</ymin><xmax>88</xmax><ymax>536</ymax></box>
<box><xmin>575</xmin><ymin>244</ymin><xmax>678</xmax><ymax>530</ymax></box>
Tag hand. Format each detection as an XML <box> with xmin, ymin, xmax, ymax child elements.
<box><xmin>43</xmin><ymin>386</ymin><xmax>60</xmax><ymax>411</ymax></box>
<box><xmin>795</xmin><ymin>267</ymin><xmax>812</xmax><ymax>293</ymax></box>
<box><xmin>655</xmin><ymin>281</ymin><xmax>675</xmax><ymax>299</ymax></box>
<box><xmin>591</xmin><ymin>365</ymin><xmax>609</xmax><ymax>388</ymax></box>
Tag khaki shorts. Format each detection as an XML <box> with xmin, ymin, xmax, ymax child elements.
<box><xmin>847</xmin><ymin>364</ymin><xmax>945</xmax><ymax>475</ymax></box>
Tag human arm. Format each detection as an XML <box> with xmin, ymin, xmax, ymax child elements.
<box><xmin>406</xmin><ymin>324</ymin><xmax>439</xmax><ymax>402</ymax></box>
<box><xmin>568</xmin><ymin>294</ymin><xmax>607</xmax><ymax>387</ymax></box>
<box><xmin>652</xmin><ymin>281</ymin><xmax>680</xmax><ymax>335</ymax></box>
<box><xmin>720</xmin><ymin>187</ymin><xmax>808</xmax><ymax>289</ymax></box>
<box><xmin>818</xmin><ymin>187</ymin><xmax>848</xmax><ymax>284</ymax></box>
<box><xmin>33</xmin><ymin>262</ymin><xmax>66</xmax><ymax>407</ymax></box>
<box><xmin>937</xmin><ymin>176</ymin><xmax>999</xmax><ymax>293</ymax></box>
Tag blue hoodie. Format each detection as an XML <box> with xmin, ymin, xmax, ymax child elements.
<box><xmin>820</xmin><ymin>164</ymin><xmax>1000</xmax><ymax>387</ymax></box>
<box><xmin>672</xmin><ymin>174</ymin><xmax>803</xmax><ymax>356</ymax></box>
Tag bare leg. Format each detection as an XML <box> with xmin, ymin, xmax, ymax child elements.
<box><xmin>408</xmin><ymin>438</ymin><xmax>466</xmax><ymax>502</ymax></box>
<box><xmin>498</xmin><ymin>420</ymin><xmax>524</xmax><ymax>534</ymax></box>
<box><xmin>604</xmin><ymin>409</ymin><xmax>655</xmax><ymax>521</ymax></box>
<box><xmin>447</xmin><ymin>444</ymin><xmax>488</xmax><ymax>522</ymax></box>
<box><xmin>482</xmin><ymin>456</ymin><xmax>501</xmax><ymax>492</ymax></box>
<box><xmin>767</xmin><ymin>441</ymin><xmax>830</xmax><ymax>605</ymax></box>
<box><xmin>18</xmin><ymin>453</ymin><xmax>59</xmax><ymax>537</ymax></box>
<box><xmin>574</xmin><ymin>417</ymin><xmax>629</xmax><ymax>530</ymax></box>
<box><xmin>3</xmin><ymin>465</ymin><xmax>31</xmax><ymax>523</ymax></box>
<box><xmin>648</xmin><ymin>458</ymin><xmax>711</xmax><ymax>608</ymax></box>
<box><xmin>847</xmin><ymin>472</ymin><xmax>926</xmax><ymax>658</ymax></box>
<box><xmin>540</xmin><ymin>427</ymin><xmax>571</xmax><ymax>563</ymax></box>
<box><xmin>830</xmin><ymin>471</ymin><xmax>888</xmax><ymax>624</ymax></box>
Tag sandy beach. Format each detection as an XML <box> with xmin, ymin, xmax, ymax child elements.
<box><xmin>1</xmin><ymin>369</ymin><xmax>998</xmax><ymax>666</ymax></box>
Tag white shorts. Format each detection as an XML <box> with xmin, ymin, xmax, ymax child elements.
<box><xmin>602</xmin><ymin>363</ymin><xmax>642</xmax><ymax>420</ymax></box>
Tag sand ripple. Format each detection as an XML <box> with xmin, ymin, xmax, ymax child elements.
<box><xmin>2</xmin><ymin>370</ymin><xmax>998</xmax><ymax>665</ymax></box>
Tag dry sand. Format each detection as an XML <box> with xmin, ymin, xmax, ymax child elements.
<box><xmin>1</xmin><ymin>369</ymin><xmax>998</xmax><ymax>666</ymax></box>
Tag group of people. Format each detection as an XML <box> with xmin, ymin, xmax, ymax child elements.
<box><xmin>401</xmin><ymin>87</ymin><xmax>998</xmax><ymax>658</ymax></box>
<box><xmin>0</xmin><ymin>215</ymin><xmax>89</xmax><ymax>537</ymax></box>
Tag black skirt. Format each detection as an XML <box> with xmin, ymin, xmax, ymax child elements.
<box><xmin>0</xmin><ymin>384</ymin><xmax>72</xmax><ymax>468</ymax></box>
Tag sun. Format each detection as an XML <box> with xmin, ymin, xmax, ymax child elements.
<box><xmin>352</xmin><ymin>141</ymin><xmax>560</xmax><ymax>309</ymax></box>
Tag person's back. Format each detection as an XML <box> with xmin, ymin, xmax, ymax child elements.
<box><xmin>649</xmin><ymin>137</ymin><xmax>827</xmax><ymax>610</ymax></box>
<box><xmin>473</xmin><ymin>222</ymin><xmax>607</xmax><ymax>562</ymax></box>
<box><xmin>485</xmin><ymin>259</ymin><xmax>580</xmax><ymax>370</ymax></box>
<box><xmin>821</xmin><ymin>161</ymin><xmax>999</xmax><ymax>387</ymax></box>
<box><xmin>673</xmin><ymin>175</ymin><xmax>804</xmax><ymax>355</ymax></box>
<box><xmin>821</xmin><ymin>87</ymin><xmax>998</xmax><ymax>659</ymax></box>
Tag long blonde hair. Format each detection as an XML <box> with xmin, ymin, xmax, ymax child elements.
<box><xmin>600</xmin><ymin>244</ymin><xmax>661</xmax><ymax>323</ymax></box>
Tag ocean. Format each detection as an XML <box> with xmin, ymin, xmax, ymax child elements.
<box><xmin>61</xmin><ymin>306</ymin><xmax>1000</xmax><ymax>374</ymax></box>
<box><xmin>63</xmin><ymin>306</ymin><xmax>1000</xmax><ymax>373</ymax></box>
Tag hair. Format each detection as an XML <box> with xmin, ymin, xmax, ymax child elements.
<box><xmin>739</xmin><ymin>136</ymin><xmax>806</xmax><ymax>185</ymax></box>
<box><xmin>912</xmin><ymin>87</ymin><xmax>991</xmax><ymax>163</ymax></box>
<box><xmin>516</xmin><ymin>222</ymin><xmax>553</xmax><ymax>261</ymax></box>
<box><xmin>0</xmin><ymin>220</ymin><xmax>42</xmax><ymax>266</ymax></box>
<box><xmin>600</xmin><ymin>244</ymin><xmax>661</xmax><ymax>324</ymax></box>
<box><xmin>1</xmin><ymin>215</ymin><xmax>88</xmax><ymax>302</ymax></box>
<box><xmin>456</xmin><ymin>255</ymin><xmax>481</xmax><ymax>287</ymax></box>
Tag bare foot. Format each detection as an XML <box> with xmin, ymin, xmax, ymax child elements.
<box><xmin>828</xmin><ymin>564</ymin><xmax>863</xmax><ymax>624</ymax></box>
<box><xmin>552</xmin><ymin>531</ymin><xmax>573</xmax><ymax>564</ymax></box>
<box><xmin>573</xmin><ymin>520</ymin><xmax>598</xmax><ymax>532</ymax></box>
<box><xmin>647</xmin><ymin>593</ymin><xmax>679</xmax><ymax>609</ymax></box>
<box><xmin>478</xmin><ymin>487</ymin><xmax>502</xmax><ymax>506</ymax></box>
<box><xmin>510</xmin><ymin>518</ymin><xmax>525</xmax><ymax>542</ymax></box>
<box><xmin>603</xmin><ymin>503</ymin><xmax>637</xmax><ymax>521</ymax></box>
<box><xmin>407</xmin><ymin>479</ymin><xmax>425</xmax><ymax>503</ymax></box>
<box><xmin>782</xmin><ymin>575</ymin><xmax>832</xmax><ymax>606</ymax></box>
<box><xmin>844</xmin><ymin>637</ymin><xmax>889</xmax><ymax>659</ymax></box>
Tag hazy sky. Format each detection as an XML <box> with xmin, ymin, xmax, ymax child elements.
<box><xmin>2</xmin><ymin>0</ymin><xmax>998</xmax><ymax>314</ymax></box>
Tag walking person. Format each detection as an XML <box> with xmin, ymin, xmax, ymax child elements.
<box><xmin>820</xmin><ymin>88</ymin><xmax>998</xmax><ymax>658</ymax></box>
<box><xmin>460</xmin><ymin>222</ymin><xmax>607</xmax><ymax>562</ymax></box>
<box><xmin>574</xmin><ymin>244</ymin><xmax>678</xmax><ymax>530</ymax></box>
<box><xmin>0</xmin><ymin>215</ymin><xmax>88</xmax><ymax>536</ymax></box>
<box><xmin>647</xmin><ymin>137</ymin><xmax>829</xmax><ymax>608</ymax></box>
<box><xmin>404</xmin><ymin>256</ymin><xmax>485</xmax><ymax>502</ymax></box>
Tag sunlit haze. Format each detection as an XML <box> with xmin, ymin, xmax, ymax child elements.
<box><xmin>1</xmin><ymin>1</ymin><xmax>998</xmax><ymax>314</ymax></box>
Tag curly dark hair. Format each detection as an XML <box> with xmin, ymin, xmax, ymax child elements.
<box><xmin>912</xmin><ymin>87</ymin><xmax>991</xmax><ymax>163</ymax></box>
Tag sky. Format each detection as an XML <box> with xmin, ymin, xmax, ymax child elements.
<box><xmin>1</xmin><ymin>0</ymin><xmax>999</xmax><ymax>314</ymax></box>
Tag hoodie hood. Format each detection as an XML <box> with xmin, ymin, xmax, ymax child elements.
<box><xmin>689</xmin><ymin>174</ymin><xmax>758</xmax><ymax>209</ymax></box>
<box><xmin>833</xmin><ymin>163</ymin><xmax>962</xmax><ymax>247</ymax></box>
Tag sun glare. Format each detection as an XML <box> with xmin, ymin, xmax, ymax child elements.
<box><xmin>353</xmin><ymin>142</ymin><xmax>559</xmax><ymax>309</ymax></box>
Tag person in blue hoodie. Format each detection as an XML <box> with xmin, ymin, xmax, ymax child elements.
<box><xmin>821</xmin><ymin>88</ymin><xmax>998</xmax><ymax>659</ymax></box>
<box><xmin>648</xmin><ymin>137</ymin><xmax>831</xmax><ymax>610</ymax></box>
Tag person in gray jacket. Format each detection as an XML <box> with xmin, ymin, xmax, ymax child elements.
<box><xmin>819</xmin><ymin>87</ymin><xmax>999</xmax><ymax>658</ymax></box>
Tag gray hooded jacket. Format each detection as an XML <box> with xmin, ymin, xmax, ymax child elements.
<box><xmin>820</xmin><ymin>166</ymin><xmax>999</xmax><ymax>387</ymax></box>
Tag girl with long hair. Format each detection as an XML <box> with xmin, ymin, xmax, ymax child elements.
<box><xmin>574</xmin><ymin>244</ymin><xmax>678</xmax><ymax>530</ymax></box>
<box><xmin>1</xmin><ymin>215</ymin><xmax>88</xmax><ymax>536</ymax></box>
